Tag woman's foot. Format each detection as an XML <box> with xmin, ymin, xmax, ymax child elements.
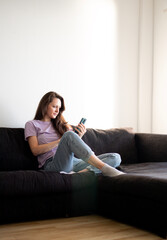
<box><xmin>101</xmin><ymin>163</ymin><xmax>125</xmax><ymax>177</ymax></box>
<box><xmin>87</xmin><ymin>154</ymin><xmax>124</xmax><ymax>177</ymax></box>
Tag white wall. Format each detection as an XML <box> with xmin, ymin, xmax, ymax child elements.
<box><xmin>114</xmin><ymin>0</ymin><xmax>140</xmax><ymax>130</ymax></box>
<box><xmin>152</xmin><ymin>0</ymin><xmax>167</xmax><ymax>133</ymax></box>
<box><xmin>138</xmin><ymin>0</ymin><xmax>153</xmax><ymax>133</ymax></box>
<box><xmin>0</xmin><ymin>0</ymin><xmax>156</xmax><ymax>132</ymax></box>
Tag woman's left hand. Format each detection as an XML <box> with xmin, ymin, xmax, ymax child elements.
<box><xmin>75</xmin><ymin>123</ymin><xmax>87</xmax><ymax>138</ymax></box>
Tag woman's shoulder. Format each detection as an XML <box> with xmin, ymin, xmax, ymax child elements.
<box><xmin>25</xmin><ymin>120</ymin><xmax>43</xmax><ymax>128</ymax></box>
<box><xmin>25</xmin><ymin>119</ymin><xmax>37</xmax><ymax>126</ymax></box>
<box><xmin>25</xmin><ymin>119</ymin><xmax>53</xmax><ymax>129</ymax></box>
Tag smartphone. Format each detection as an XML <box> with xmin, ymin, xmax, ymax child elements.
<box><xmin>75</xmin><ymin>118</ymin><xmax>87</xmax><ymax>134</ymax></box>
<box><xmin>79</xmin><ymin>118</ymin><xmax>87</xmax><ymax>125</ymax></box>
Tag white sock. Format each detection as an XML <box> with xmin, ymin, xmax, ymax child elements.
<box><xmin>101</xmin><ymin>163</ymin><xmax>125</xmax><ymax>177</ymax></box>
<box><xmin>60</xmin><ymin>171</ymin><xmax>75</xmax><ymax>174</ymax></box>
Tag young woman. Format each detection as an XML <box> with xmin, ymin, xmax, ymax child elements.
<box><xmin>25</xmin><ymin>91</ymin><xmax>124</xmax><ymax>177</ymax></box>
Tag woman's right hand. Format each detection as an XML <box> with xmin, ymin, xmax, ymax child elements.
<box><xmin>74</xmin><ymin>123</ymin><xmax>86</xmax><ymax>138</ymax></box>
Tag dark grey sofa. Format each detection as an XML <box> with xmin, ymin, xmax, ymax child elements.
<box><xmin>0</xmin><ymin>127</ymin><xmax>167</xmax><ymax>238</ymax></box>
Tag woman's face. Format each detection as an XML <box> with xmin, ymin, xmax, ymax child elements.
<box><xmin>44</xmin><ymin>97</ymin><xmax>62</xmax><ymax>121</ymax></box>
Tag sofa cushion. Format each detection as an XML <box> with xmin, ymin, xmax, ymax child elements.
<box><xmin>135</xmin><ymin>133</ymin><xmax>167</xmax><ymax>163</ymax></box>
<box><xmin>0</xmin><ymin>171</ymin><xmax>97</xmax><ymax>223</ymax></box>
<box><xmin>82</xmin><ymin>128</ymin><xmax>138</xmax><ymax>164</ymax></box>
<box><xmin>120</xmin><ymin>162</ymin><xmax>167</xmax><ymax>179</ymax></box>
<box><xmin>98</xmin><ymin>162</ymin><xmax>167</xmax><ymax>238</ymax></box>
<box><xmin>0</xmin><ymin>171</ymin><xmax>97</xmax><ymax>197</ymax></box>
<box><xmin>98</xmin><ymin>162</ymin><xmax>167</xmax><ymax>204</ymax></box>
<box><xmin>0</xmin><ymin>128</ymin><xmax>38</xmax><ymax>171</ymax></box>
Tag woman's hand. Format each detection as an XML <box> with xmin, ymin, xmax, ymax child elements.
<box><xmin>74</xmin><ymin>123</ymin><xmax>87</xmax><ymax>138</ymax></box>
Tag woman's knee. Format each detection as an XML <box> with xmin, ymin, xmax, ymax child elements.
<box><xmin>112</xmin><ymin>153</ymin><xmax>121</xmax><ymax>166</ymax></box>
<box><xmin>62</xmin><ymin>130</ymin><xmax>81</xmax><ymax>146</ymax></box>
<box><xmin>107</xmin><ymin>153</ymin><xmax>122</xmax><ymax>167</ymax></box>
<box><xmin>64</xmin><ymin>130</ymin><xmax>76</xmax><ymax>138</ymax></box>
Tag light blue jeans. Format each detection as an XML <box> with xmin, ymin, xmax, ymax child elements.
<box><xmin>43</xmin><ymin>131</ymin><xmax>121</xmax><ymax>173</ymax></box>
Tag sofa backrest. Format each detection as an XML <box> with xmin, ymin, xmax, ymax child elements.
<box><xmin>0</xmin><ymin>127</ymin><xmax>138</xmax><ymax>171</ymax></box>
<box><xmin>0</xmin><ymin>128</ymin><xmax>38</xmax><ymax>171</ymax></box>
<box><xmin>82</xmin><ymin>128</ymin><xmax>138</xmax><ymax>164</ymax></box>
<box><xmin>135</xmin><ymin>133</ymin><xmax>167</xmax><ymax>163</ymax></box>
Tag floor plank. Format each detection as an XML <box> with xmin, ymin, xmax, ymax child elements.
<box><xmin>0</xmin><ymin>215</ymin><xmax>163</xmax><ymax>240</ymax></box>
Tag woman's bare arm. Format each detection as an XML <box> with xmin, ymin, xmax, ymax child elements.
<box><xmin>27</xmin><ymin>136</ymin><xmax>61</xmax><ymax>156</ymax></box>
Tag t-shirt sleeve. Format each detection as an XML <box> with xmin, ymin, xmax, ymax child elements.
<box><xmin>24</xmin><ymin>121</ymin><xmax>37</xmax><ymax>141</ymax></box>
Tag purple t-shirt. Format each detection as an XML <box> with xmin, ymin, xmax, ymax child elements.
<box><xmin>25</xmin><ymin>120</ymin><xmax>60</xmax><ymax>168</ymax></box>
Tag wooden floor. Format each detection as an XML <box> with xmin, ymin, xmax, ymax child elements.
<box><xmin>0</xmin><ymin>215</ymin><xmax>163</xmax><ymax>240</ymax></box>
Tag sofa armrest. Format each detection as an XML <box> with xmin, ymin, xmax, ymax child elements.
<box><xmin>135</xmin><ymin>133</ymin><xmax>167</xmax><ymax>163</ymax></box>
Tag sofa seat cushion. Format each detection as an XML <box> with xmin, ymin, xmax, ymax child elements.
<box><xmin>99</xmin><ymin>162</ymin><xmax>167</xmax><ymax>203</ymax></box>
<box><xmin>98</xmin><ymin>163</ymin><xmax>167</xmax><ymax>238</ymax></box>
<box><xmin>119</xmin><ymin>162</ymin><xmax>167</xmax><ymax>179</ymax></box>
<box><xmin>0</xmin><ymin>170</ymin><xmax>97</xmax><ymax>197</ymax></box>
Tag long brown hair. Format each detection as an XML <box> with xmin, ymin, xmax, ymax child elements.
<box><xmin>34</xmin><ymin>91</ymin><xmax>71</xmax><ymax>135</ymax></box>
